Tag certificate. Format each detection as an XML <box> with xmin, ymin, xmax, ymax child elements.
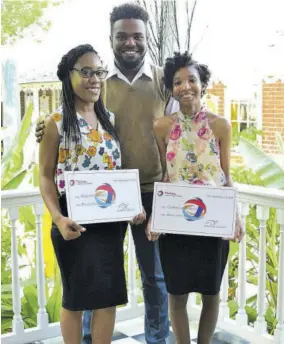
<box><xmin>151</xmin><ymin>182</ymin><xmax>237</xmax><ymax>238</ymax></box>
<box><xmin>64</xmin><ymin>170</ymin><xmax>142</xmax><ymax>224</ymax></box>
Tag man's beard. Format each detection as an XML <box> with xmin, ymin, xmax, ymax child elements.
<box><xmin>114</xmin><ymin>51</ymin><xmax>146</xmax><ymax>70</ymax></box>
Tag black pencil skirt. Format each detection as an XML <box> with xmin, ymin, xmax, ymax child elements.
<box><xmin>159</xmin><ymin>233</ymin><xmax>229</xmax><ymax>296</ymax></box>
<box><xmin>51</xmin><ymin>195</ymin><xmax>128</xmax><ymax>311</ymax></box>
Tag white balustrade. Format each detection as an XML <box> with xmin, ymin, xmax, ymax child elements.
<box><xmin>1</xmin><ymin>190</ymin><xmax>142</xmax><ymax>343</ymax></box>
<box><xmin>236</xmin><ymin>202</ymin><xmax>249</xmax><ymax>326</ymax></box>
<box><xmin>219</xmin><ymin>263</ymin><xmax>230</xmax><ymax>321</ymax></box>
<box><xmin>9</xmin><ymin>206</ymin><xmax>24</xmax><ymax>336</ymax></box>
<box><xmin>254</xmin><ymin>205</ymin><xmax>269</xmax><ymax>334</ymax></box>
<box><xmin>2</xmin><ymin>185</ymin><xmax>284</xmax><ymax>344</ymax></box>
<box><xmin>275</xmin><ymin>209</ymin><xmax>284</xmax><ymax>344</ymax></box>
<box><xmin>127</xmin><ymin>228</ymin><xmax>137</xmax><ymax>308</ymax></box>
<box><xmin>34</xmin><ymin>203</ymin><xmax>49</xmax><ymax>329</ymax></box>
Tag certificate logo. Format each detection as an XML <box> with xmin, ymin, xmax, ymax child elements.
<box><xmin>183</xmin><ymin>198</ymin><xmax>207</xmax><ymax>222</ymax></box>
<box><xmin>69</xmin><ymin>179</ymin><xmax>91</xmax><ymax>186</ymax></box>
<box><xmin>95</xmin><ymin>183</ymin><xmax>116</xmax><ymax>208</ymax></box>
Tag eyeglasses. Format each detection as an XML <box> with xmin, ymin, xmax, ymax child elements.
<box><xmin>71</xmin><ymin>67</ymin><xmax>108</xmax><ymax>80</ymax></box>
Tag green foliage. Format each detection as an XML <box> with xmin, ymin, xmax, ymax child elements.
<box><xmin>1</xmin><ymin>103</ymin><xmax>33</xmax><ymax>190</ymax></box>
<box><xmin>227</xmin><ymin>203</ymin><xmax>279</xmax><ymax>334</ymax></box>
<box><xmin>238</xmin><ymin>137</ymin><xmax>284</xmax><ymax>189</ymax></box>
<box><xmin>229</xmin><ymin>136</ymin><xmax>282</xmax><ymax>334</ymax></box>
<box><xmin>275</xmin><ymin>132</ymin><xmax>284</xmax><ymax>154</ymax></box>
<box><xmin>1</xmin><ymin>0</ymin><xmax>62</xmax><ymax>45</ymax></box>
<box><xmin>232</xmin><ymin>126</ymin><xmax>262</xmax><ymax>147</ymax></box>
<box><xmin>1</xmin><ymin>101</ymin><xmax>62</xmax><ymax>333</ymax></box>
<box><xmin>46</xmin><ymin>274</ymin><xmax>62</xmax><ymax>323</ymax></box>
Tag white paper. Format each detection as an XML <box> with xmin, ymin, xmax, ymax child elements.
<box><xmin>151</xmin><ymin>182</ymin><xmax>237</xmax><ymax>238</ymax></box>
<box><xmin>64</xmin><ymin>170</ymin><xmax>142</xmax><ymax>224</ymax></box>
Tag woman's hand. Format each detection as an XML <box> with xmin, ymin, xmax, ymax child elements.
<box><xmin>131</xmin><ymin>207</ymin><xmax>146</xmax><ymax>225</ymax></box>
<box><xmin>233</xmin><ymin>214</ymin><xmax>245</xmax><ymax>243</ymax></box>
<box><xmin>223</xmin><ymin>213</ymin><xmax>245</xmax><ymax>243</ymax></box>
<box><xmin>55</xmin><ymin>216</ymin><xmax>86</xmax><ymax>241</ymax></box>
<box><xmin>145</xmin><ymin>216</ymin><xmax>160</xmax><ymax>241</ymax></box>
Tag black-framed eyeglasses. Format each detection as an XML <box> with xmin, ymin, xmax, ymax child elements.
<box><xmin>71</xmin><ymin>67</ymin><xmax>108</xmax><ymax>80</ymax></box>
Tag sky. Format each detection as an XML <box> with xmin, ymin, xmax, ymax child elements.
<box><xmin>2</xmin><ymin>0</ymin><xmax>284</xmax><ymax>97</ymax></box>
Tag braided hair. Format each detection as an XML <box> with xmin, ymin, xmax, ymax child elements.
<box><xmin>163</xmin><ymin>51</ymin><xmax>211</xmax><ymax>96</ymax></box>
<box><xmin>57</xmin><ymin>44</ymin><xmax>119</xmax><ymax>150</ymax></box>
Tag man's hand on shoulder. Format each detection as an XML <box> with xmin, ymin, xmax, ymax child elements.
<box><xmin>35</xmin><ymin>116</ymin><xmax>49</xmax><ymax>143</ymax></box>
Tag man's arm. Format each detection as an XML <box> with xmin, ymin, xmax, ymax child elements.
<box><xmin>154</xmin><ymin>117</ymin><xmax>171</xmax><ymax>180</ymax></box>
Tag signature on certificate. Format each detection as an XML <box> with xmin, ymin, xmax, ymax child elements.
<box><xmin>117</xmin><ymin>203</ymin><xmax>135</xmax><ymax>212</ymax></box>
<box><xmin>204</xmin><ymin>220</ymin><xmax>226</xmax><ymax>229</ymax></box>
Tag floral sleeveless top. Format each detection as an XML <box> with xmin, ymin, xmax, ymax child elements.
<box><xmin>52</xmin><ymin>108</ymin><xmax>121</xmax><ymax>194</ymax></box>
<box><xmin>166</xmin><ymin>108</ymin><xmax>226</xmax><ymax>186</ymax></box>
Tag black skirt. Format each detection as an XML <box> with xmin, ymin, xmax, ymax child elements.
<box><xmin>51</xmin><ymin>195</ymin><xmax>128</xmax><ymax>311</ymax></box>
<box><xmin>159</xmin><ymin>233</ymin><xmax>229</xmax><ymax>295</ymax></box>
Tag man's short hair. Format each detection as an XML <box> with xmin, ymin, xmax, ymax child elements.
<box><xmin>110</xmin><ymin>3</ymin><xmax>149</xmax><ymax>31</ymax></box>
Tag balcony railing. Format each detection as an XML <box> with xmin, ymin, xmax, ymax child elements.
<box><xmin>1</xmin><ymin>185</ymin><xmax>284</xmax><ymax>344</ymax></box>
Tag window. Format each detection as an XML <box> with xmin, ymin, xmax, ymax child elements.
<box><xmin>55</xmin><ymin>89</ymin><xmax>61</xmax><ymax>109</ymax></box>
<box><xmin>230</xmin><ymin>100</ymin><xmax>258</xmax><ymax>145</ymax></box>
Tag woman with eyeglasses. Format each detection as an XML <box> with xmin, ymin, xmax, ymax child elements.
<box><xmin>39</xmin><ymin>44</ymin><xmax>145</xmax><ymax>344</ymax></box>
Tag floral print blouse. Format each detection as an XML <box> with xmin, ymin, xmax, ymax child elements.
<box><xmin>166</xmin><ymin>107</ymin><xmax>226</xmax><ymax>186</ymax></box>
<box><xmin>52</xmin><ymin>108</ymin><xmax>121</xmax><ymax>194</ymax></box>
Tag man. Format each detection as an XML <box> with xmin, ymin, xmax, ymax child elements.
<box><xmin>36</xmin><ymin>3</ymin><xmax>175</xmax><ymax>344</ymax></box>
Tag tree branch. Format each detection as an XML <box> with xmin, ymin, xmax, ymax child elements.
<box><xmin>186</xmin><ymin>0</ymin><xmax>198</xmax><ymax>51</ymax></box>
<box><xmin>172</xmin><ymin>0</ymin><xmax>180</xmax><ymax>51</ymax></box>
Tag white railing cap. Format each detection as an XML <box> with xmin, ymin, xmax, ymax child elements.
<box><xmin>1</xmin><ymin>188</ymin><xmax>43</xmax><ymax>208</ymax></box>
<box><xmin>1</xmin><ymin>184</ymin><xmax>284</xmax><ymax>209</ymax></box>
<box><xmin>236</xmin><ymin>183</ymin><xmax>284</xmax><ymax>209</ymax></box>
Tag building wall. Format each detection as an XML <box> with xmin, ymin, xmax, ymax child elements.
<box><xmin>207</xmin><ymin>81</ymin><xmax>225</xmax><ymax>116</ymax></box>
<box><xmin>262</xmin><ymin>79</ymin><xmax>284</xmax><ymax>154</ymax></box>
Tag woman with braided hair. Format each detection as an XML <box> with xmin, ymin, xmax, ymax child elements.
<box><xmin>39</xmin><ymin>44</ymin><xmax>145</xmax><ymax>344</ymax></box>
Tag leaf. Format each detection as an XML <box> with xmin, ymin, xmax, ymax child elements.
<box><xmin>46</xmin><ymin>275</ymin><xmax>62</xmax><ymax>322</ymax></box>
<box><xmin>22</xmin><ymin>285</ymin><xmax>38</xmax><ymax>319</ymax></box>
<box><xmin>19</xmin><ymin>206</ymin><xmax>36</xmax><ymax>232</ymax></box>
<box><xmin>2</xmin><ymin>103</ymin><xmax>33</xmax><ymax>166</ymax></box>
<box><xmin>238</xmin><ymin>137</ymin><xmax>284</xmax><ymax>189</ymax></box>
<box><xmin>228</xmin><ymin>299</ymin><xmax>238</xmax><ymax>317</ymax></box>
<box><xmin>228</xmin><ymin>242</ymin><xmax>239</xmax><ymax>260</ymax></box>
<box><xmin>32</xmin><ymin>163</ymin><xmax>40</xmax><ymax>187</ymax></box>
<box><xmin>275</xmin><ymin>132</ymin><xmax>284</xmax><ymax>154</ymax></box>
<box><xmin>1</xmin><ymin>317</ymin><xmax>13</xmax><ymax>333</ymax></box>
<box><xmin>2</xmin><ymin>170</ymin><xmax>27</xmax><ymax>190</ymax></box>
<box><xmin>1</xmin><ymin>102</ymin><xmax>34</xmax><ymax>189</ymax></box>
<box><xmin>245</xmin><ymin>305</ymin><xmax>257</xmax><ymax>324</ymax></box>
<box><xmin>1</xmin><ymin>0</ymin><xmax>62</xmax><ymax>45</ymax></box>
<box><xmin>1</xmin><ymin>292</ymin><xmax>13</xmax><ymax>333</ymax></box>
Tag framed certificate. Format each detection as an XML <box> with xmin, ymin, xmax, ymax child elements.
<box><xmin>64</xmin><ymin>169</ymin><xmax>142</xmax><ymax>224</ymax></box>
<box><xmin>151</xmin><ymin>182</ymin><xmax>237</xmax><ymax>238</ymax></box>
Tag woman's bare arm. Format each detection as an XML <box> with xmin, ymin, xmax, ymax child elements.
<box><xmin>217</xmin><ymin>117</ymin><xmax>233</xmax><ymax>186</ymax></box>
<box><xmin>39</xmin><ymin>117</ymin><xmax>62</xmax><ymax>223</ymax></box>
<box><xmin>39</xmin><ymin>117</ymin><xmax>85</xmax><ymax>240</ymax></box>
<box><xmin>213</xmin><ymin>116</ymin><xmax>244</xmax><ymax>242</ymax></box>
